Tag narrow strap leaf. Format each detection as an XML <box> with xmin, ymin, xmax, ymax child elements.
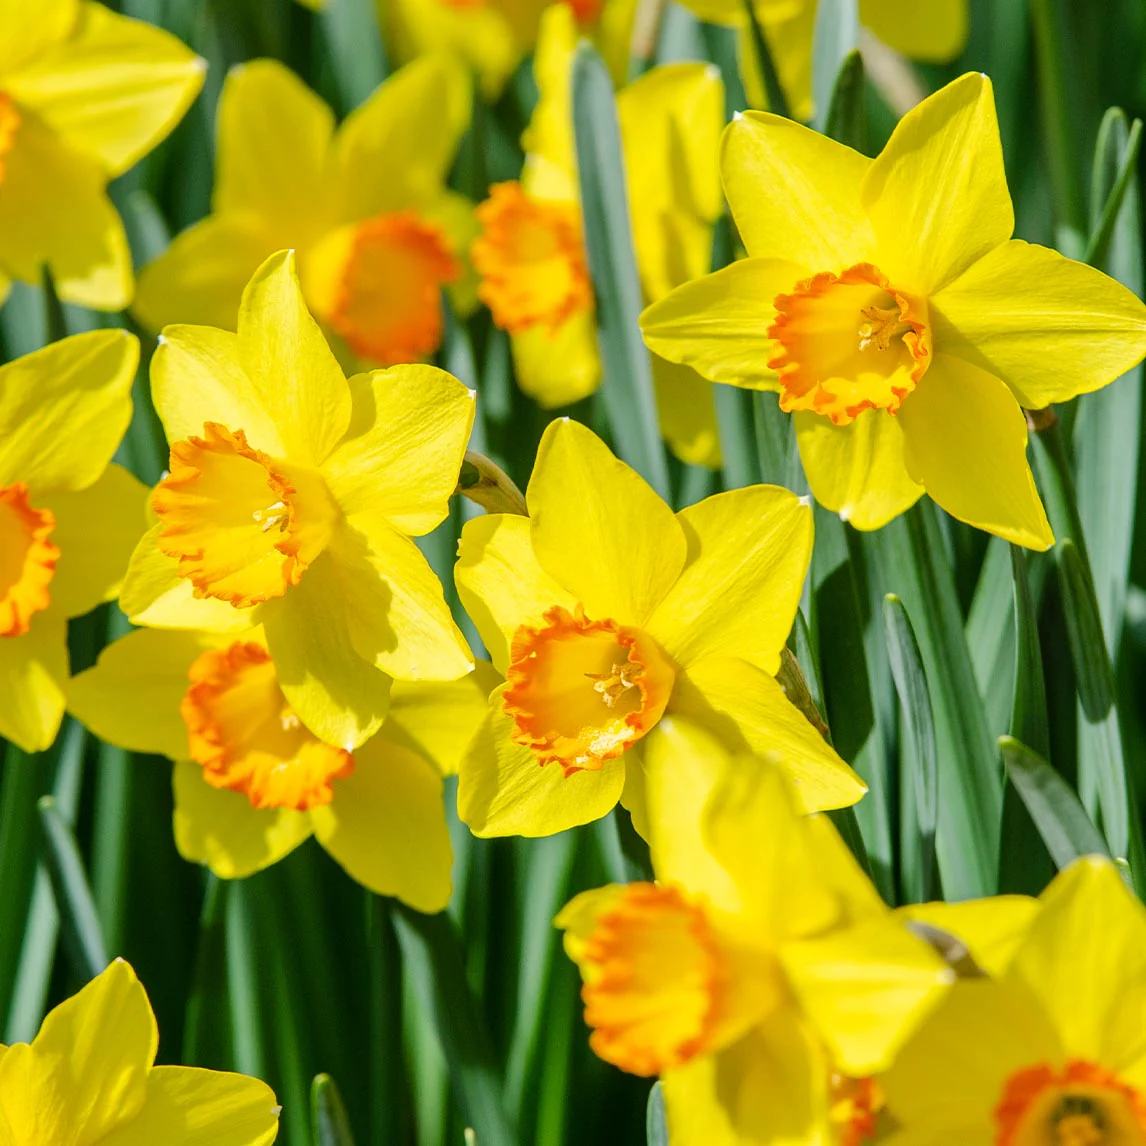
<box><xmin>312</xmin><ymin>1073</ymin><xmax>359</xmax><ymax>1146</ymax></box>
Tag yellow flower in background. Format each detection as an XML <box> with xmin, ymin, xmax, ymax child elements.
<box><xmin>882</xmin><ymin>856</ymin><xmax>1146</xmax><ymax>1146</ymax></box>
<box><xmin>558</xmin><ymin>719</ymin><xmax>950</xmax><ymax>1145</ymax></box>
<box><xmin>0</xmin><ymin>959</ymin><xmax>279</xmax><ymax>1144</ymax></box>
<box><xmin>675</xmin><ymin>0</ymin><xmax>967</xmax><ymax>120</ymax></box>
<box><xmin>0</xmin><ymin>0</ymin><xmax>204</xmax><ymax>309</ymax></box>
<box><xmin>378</xmin><ymin>0</ymin><xmax>639</xmax><ymax>99</ymax></box>
<box><xmin>471</xmin><ymin>4</ymin><xmax>725</xmax><ymax>466</ymax></box>
<box><xmin>68</xmin><ymin>626</ymin><xmax>498</xmax><ymax>912</ymax></box>
<box><xmin>121</xmin><ymin>250</ymin><xmax>475</xmax><ymax>750</ymax></box>
<box><xmin>0</xmin><ymin>330</ymin><xmax>145</xmax><ymax>753</ymax></box>
<box><xmin>134</xmin><ymin>56</ymin><xmax>471</xmax><ymax>370</ymax></box>
<box><xmin>454</xmin><ymin>417</ymin><xmax>863</xmax><ymax>838</ymax></box>
<box><xmin>642</xmin><ymin>74</ymin><xmax>1146</xmax><ymax>549</ymax></box>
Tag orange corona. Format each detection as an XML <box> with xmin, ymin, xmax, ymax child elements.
<box><xmin>503</xmin><ymin>604</ymin><xmax>675</xmax><ymax>774</ymax></box>
<box><xmin>768</xmin><ymin>262</ymin><xmax>931</xmax><ymax>426</ymax></box>
<box><xmin>0</xmin><ymin>483</ymin><xmax>59</xmax><ymax>638</ymax></box>
<box><xmin>182</xmin><ymin>641</ymin><xmax>354</xmax><ymax>811</ymax></box>
<box><xmin>580</xmin><ymin>883</ymin><xmax>725</xmax><ymax>1076</ymax></box>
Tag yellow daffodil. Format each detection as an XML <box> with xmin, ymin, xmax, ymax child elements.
<box><xmin>453</xmin><ymin>417</ymin><xmax>864</xmax><ymax>838</ymax></box>
<box><xmin>557</xmin><ymin>718</ymin><xmax>951</xmax><ymax>1145</ymax></box>
<box><xmin>0</xmin><ymin>959</ymin><xmax>279</xmax><ymax>1143</ymax></box>
<box><xmin>882</xmin><ymin>855</ymin><xmax>1146</xmax><ymax>1146</ymax></box>
<box><xmin>379</xmin><ymin>0</ymin><xmax>638</xmax><ymax>99</ymax></box>
<box><xmin>641</xmin><ymin>74</ymin><xmax>1146</xmax><ymax>549</ymax></box>
<box><xmin>0</xmin><ymin>0</ymin><xmax>203</xmax><ymax>309</ymax></box>
<box><xmin>120</xmin><ymin>250</ymin><xmax>476</xmax><ymax>751</ymax></box>
<box><xmin>0</xmin><ymin>330</ymin><xmax>146</xmax><ymax>753</ymax></box>
<box><xmin>674</xmin><ymin>0</ymin><xmax>967</xmax><ymax>121</ymax></box>
<box><xmin>134</xmin><ymin>56</ymin><xmax>471</xmax><ymax>370</ymax></box>
<box><xmin>471</xmin><ymin>4</ymin><xmax>725</xmax><ymax>465</ymax></box>
<box><xmin>68</xmin><ymin>625</ymin><xmax>497</xmax><ymax>911</ymax></box>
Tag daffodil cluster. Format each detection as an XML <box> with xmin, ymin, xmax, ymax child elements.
<box><xmin>3</xmin><ymin>1</ymin><xmax>1146</xmax><ymax>1144</ymax></box>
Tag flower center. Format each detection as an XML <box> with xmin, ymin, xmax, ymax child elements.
<box><xmin>579</xmin><ymin>883</ymin><xmax>724</xmax><ymax>1076</ymax></box>
<box><xmin>153</xmin><ymin>423</ymin><xmax>339</xmax><ymax>608</ymax></box>
<box><xmin>831</xmin><ymin>1073</ymin><xmax>881</xmax><ymax>1146</ymax></box>
<box><xmin>767</xmin><ymin>262</ymin><xmax>931</xmax><ymax>426</ymax></box>
<box><xmin>472</xmin><ymin>181</ymin><xmax>593</xmax><ymax>335</ymax></box>
<box><xmin>181</xmin><ymin>641</ymin><xmax>354</xmax><ymax>810</ymax></box>
<box><xmin>995</xmin><ymin>1061</ymin><xmax>1146</xmax><ymax>1146</ymax></box>
<box><xmin>503</xmin><ymin>604</ymin><xmax>675</xmax><ymax>775</ymax></box>
<box><xmin>323</xmin><ymin>210</ymin><xmax>460</xmax><ymax>366</ymax></box>
<box><xmin>0</xmin><ymin>483</ymin><xmax>58</xmax><ymax>638</ymax></box>
<box><xmin>0</xmin><ymin>93</ymin><xmax>19</xmax><ymax>185</ymax></box>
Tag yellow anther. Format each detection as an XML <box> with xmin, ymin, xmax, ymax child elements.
<box><xmin>586</xmin><ymin>662</ymin><xmax>643</xmax><ymax>708</ymax></box>
<box><xmin>252</xmin><ymin>501</ymin><xmax>289</xmax><ymax>533</ymax></box>
<box><xmin>857</xmin><ymin>305</ymin><xmax>903</xmax><ymax>352</ymax></box>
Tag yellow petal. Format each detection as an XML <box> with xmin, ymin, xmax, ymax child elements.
<box><xmin>522</xmin><ymin>5</ymin><xmax>578</xmax><ymax>198</ymax></box>
<box><xmin>0</xmin><ymin>329</ymin><xmax>136</xmax><ymax>493</ymax></box>
<box><xmin>510</xmin><ymin>310</ymin><xmax>601</xmax><ymax>408</ymax></box>
<box><xmin>0</xmin><ymin>107</ymin><xmax>131</xmax><ymax>309</ymax></box>
<box><xmin>0</xmin><ymin>0</ymin><xmax>77</xmax><ymax>74</ymax></box>
<box><xmin>260</xmin><ymin>552</ymin><xmax>392</xmax><ymax>749</ymax></box>
<box><xmin>454</xmin><ymin>512</ymin><xmax>577</xmax><ymax>674</ymax></box>
<box><xmin>331</xmin><ymin>55</ymin><xmax>470</xmax><ymax>225</ymax></box>
<box><xmin>215</xmin><ymin>59</ymin><xmax>333</xmax><ymax>238</ymax></box>
<box><xmin>383</xmin><ymin>661</ymin><xmax>502</xmax><ymax>776</ymax></box>
<box><xmin>457</xmin><ymin>688</ymin><xmax>626</xmax><ymax>837</ymax></box>
<box><xmin>671</xmin><ymin>657</ymin><xmax>866</xmax><ymax>813</ymax></box>
<box><xmin>639</xmin><ymin>258</ymin><xmax>802</xmax><ymax>390</ymax></box>
<box><xmin>329</xmin><ymin>517</ymin><xmax>473</xmax><ymax>682</ymax></box>
<box><xmin>133</xmin><ymin>216</ymin><xmax>277</xmax><ymax>334</ymax></box>
<box><xmin>5</xmin><ymin>3</ymin><xmax>204</xmax><ymax>178</ymax></box>
<box><xmin>795</xmin><ymin>407</ymin><xmax>924</xmax><ymax>530</ymax></box>
<box><xmin>652</xmin><ymin>356</ymin><xmax>722</xmax><ymax>469</ymax></box>
<box><xmin>1008</xmin><ymin>856</ymin><xmax>1146</xmax><ymax>1068</ymax></box>
<box><xmin>898</xmin><ymin>355</ymin><xmax>1053</xmax><ymax>550</ymax></box>
<box><xmin>931</xmin><ymin>239</ymin><xmax>1146</xmax><ymax>408</ymax></box>
<box><xmin>67</xmin><ymin>627</ymin><xmax>222</xmax><ymax>760</ymax></box>
<box><xmin>555</xmin><ymin>883</ymin><xmax>629</xmax><ymax>965</ymax></box>
<box><xmin>528</xmin><ymin>418</ymin><xmax>686</xmax><ymax>625</ymax></box>
<box><xmin>16</xmin><ymin>959</ymin><xmax>155</xmax><ymax>1142</ymax></box>
<box><xmin>648</xmin><ymin>485</ymin><xmax>811</xmax><ymax>675</ymax></box>
<box><xmin>0</xmin><ymin>612</ymin><xmax>67</xmax><ymax>752</ymax></box>
<box><xmin>321</xmin><ymin>365</ymin><xmax>475</xmax><ymax>536</ymax></box>
<box><xmin>899</xmin><ymin>894</ymin><xmax>1040</xmax><ymax>977</ymax></box>
<box><xmin>862</xmin><ymin>73</ymin><xmax>1013</xmax><ymax>296</ymax></box>
<box><xmin>861</xmin><ymin>0</ymin><xmax>968</xmax><ymax>61</ymax></box>
<box><xmin>121</xmin><ymin>523</ymin><xmax>259</xmax><ymax>633</ymax></box>
<box><xmin>721</xmin><ymin>110</ymin><xmax>872</xmax><ymax>267</ymax></box>
<box><xmin>236</xmin><ymin>250</ymin><xmax>352</xmax><ymax>465</ymax></box>
<box><xmin>99</xmin><ymin>1065</ymin><xmax>279</xmax><ymax>1146</ymax></box>
<box><xmin>172</xmin><ymin>759</ymin><xmax>312</xmax><ymax>878</ymax></box>
<box><xmin>151</xmin><ymin>325</ymin><xmax>285</xmax><ymax>456</ymax></box>
<box><xmin>781</xmin><ymin>915</ymin><xmax>952</xmax><ymax>1076</ymax></box>
<box><xmin>311</xmin><ymin>740</ymin><xmax>452</xmax><ymax>911</ymax></box>
<box><xmin>41</xmin><ymin>464</ymin><xmax>148</xmax><ymax>617</ymax></box>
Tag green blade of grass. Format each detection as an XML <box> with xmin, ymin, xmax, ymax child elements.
<box><xmin>313</xmin><ymin>1074</ymin><xmax>358</xmax><ymax>1146</ymax></box>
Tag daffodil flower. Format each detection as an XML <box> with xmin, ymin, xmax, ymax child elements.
<box><xmin>641</xmin><ymin>74</ymin><xmax>1146</xmax><ymax>549</ymax></box>
<box><xmin>557</xmin><ymin>719</ymin><xmax>950</xmax><ymax>1144</ymax></box>
<box><xmin>471</xmin><ymin>4</ymin><xmax>725</xmax><ymax>466</ymax></box>
<box><xmin>0</xmin><ymin>959</ymin><xmax>279</xmax><ymax>1144</ymax></box>
<box><xmin>379</xmin><ymin>0</ymin><xmax>638</xmax><ymax>99</ymax></box>
<box><xmin>882</xmin><ymin>855</ymin><xmax>1146</xmax><ymax>1146</ymax></box>
<box><xmin>0</xmin><ymin>0</ymin><xmax>204</xmax><ymax>309</ymax></box>
<box><xmin>453</xmin><ymin>417</ymin><xmax>864</xmax><ymax>838</ymax></box>
<box><xmin>134</xmin><ymin>56</ymin><xmax>472</xmax><ymax>370</ymax></box>
<box><xmin>68</xmin><ymin>625</ymin><xmax>497</xmax><ymax>911</ymax></box>
<box><xmin>120</xmin><ymin>250</ymin><xmax>476</xmax><ymax>750</ymax></box>
<box><xmin>0</xmin><ymin>330</ymin><xmax>145</xmax><ymax>752</ymax></box>
<box><xmin>673</xmin><ymin>0</ymin><xmax>967</xmax><ymax>121</ymax></box>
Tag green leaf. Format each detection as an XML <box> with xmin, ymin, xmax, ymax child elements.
<box><xmin>312</xmin><ymin>1073</ymin><xmax>358</xmax><ymax>1146</ymax></box>
<box><xmin>999</xmin><ymin>737</ymin><xmax>1110</xmax><ymax>868</ymax></box>
<box><xmin>571</xmin><ymin>42</ymin><xmax>670</xmax><ymax>500</ymax></box>
<box><xmin>823</xmin><ymin>50</ymin><xmax>867</xmax><ymax>152</ymax></box>
<box><xmin>1085</xmin><ymin>110</ymin><xmax>1143</xmax><ymax>268</ymax></box>
<box><xmin>37</xmin><ymin>796</ymin><xmax>108</xmax><ymax>983</ymax></box>
<box><xmin>1009</xmin><ymin>548</ymin><xmax>1050</xmax><ymax>757</ymax></box>
<box><xmin>965</xmin><ymin>539</ymin><xmax>1017</xmax><ymax>738</ymax></box>
<box><xmin>812</xmin><ymin>0</ymin><xmax>859</xmax><ymax>133</ymax></box>
<box><xmin>1059</xmin><ymin>539</ymin><xmax>1116</xmax><ymax>721</ymax></box>
<box><xmin>882</xmin><ymin>594</ymin><xmax>937</xmax><ymax>903</ymax></box>
<box><xmin>646</xmin><ymin>1081</ymin><xmax>669</xmax><ymax>1146</ymax></box>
